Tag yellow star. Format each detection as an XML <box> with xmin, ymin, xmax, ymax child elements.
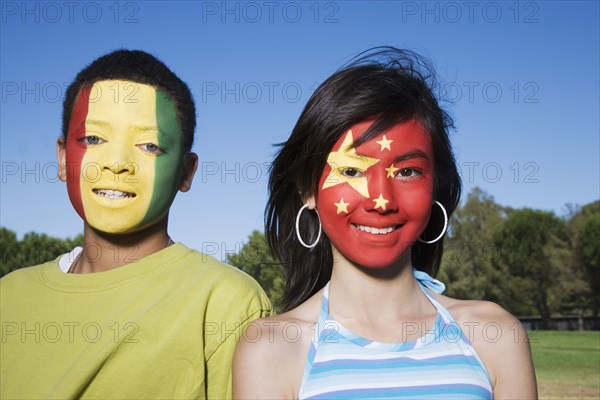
<box><xmin>334</xmin><ymin>198</ymin><xmax>350</xmax><ymax>214</ymax></box>
<box><xmin>376</xmin><ymin>135</ymin><xmax>393</xmax><ymax>151</ymax></box>
<box><xmin>322</xmin><ymin>130</ymin><xmax>380</xmax><ymax>198</ymax></box>
<box><xmin>385</xmin><ymin>163</ymin><xmax>399</xmax><ymax>178</ymax></box>
<box><xmin>373</xmin><ymin>194</ymin><xmax>389</xmax><ymax>211</ymax></box>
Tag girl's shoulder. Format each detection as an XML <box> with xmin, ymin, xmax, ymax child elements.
<box><xmin>435</xmin><ymin>293</ymin><xmax>520</xmax><ymax>327</ymax></box>
<box><xmin>431</xmin><ymin>293</ymin><xmax>537</xmax><ymax>397</ymax></box>
<box><xmin>233</xmin><ymin>289</ymin><xmax>324</xmax><ymax>399</ymax></box>
<box><xmin>247</xmin><ymin>286</ymin><xmax>324</xmax><ymax>347</ymax></box>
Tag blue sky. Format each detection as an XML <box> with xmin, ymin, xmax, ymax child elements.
<box><xmin>1</xmin><ymin>1</ymin><xmax>598</xmax><ymax>259</ymax></box>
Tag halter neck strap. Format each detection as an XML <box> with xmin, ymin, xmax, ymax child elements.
<box><xmin>412</xmin><ymin>267</ymin><xmax>446</xmax><ymax>294</ymax></box>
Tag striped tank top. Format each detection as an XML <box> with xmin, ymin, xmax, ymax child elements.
<box><xmin>298</xmin><ymin>269</ymin><xmax>493</xmax><ymax>399</ymax></box>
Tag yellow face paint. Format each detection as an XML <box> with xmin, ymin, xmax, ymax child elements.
<box><xmin>66</xmin><ymin>80</ymin><xmax>185</xmax><ymax>234</ymax></box>
<box><xmin>321</xmin><ymin>130</ymin><xmax>380</xmax><ymax>198</ymax></box>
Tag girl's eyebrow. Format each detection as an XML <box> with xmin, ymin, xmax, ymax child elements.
<box><xmin>394</xmin><ymin>150</ymin><xmax>430</xmax><ymax>163</ymax></box>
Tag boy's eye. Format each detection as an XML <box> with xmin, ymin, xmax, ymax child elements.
<box><xmin>137</xmin><ymin>143</ymin><xmax>164</xmax><ymax>155</ymax></box>
<box><xmin>80</xmin><ymin>135</ymin><xmax>105</xmax><ymax>145</ymax></box>
<box><xmin>341</xmin><ymin>167</ymin><xmax>364</xmax><ymax>178</ymax></box>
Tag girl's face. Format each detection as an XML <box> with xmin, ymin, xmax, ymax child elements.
<box><xmin>315</xmin><ymin>119</ymin><xmax>435</xmax><ymax>268</ymax></box>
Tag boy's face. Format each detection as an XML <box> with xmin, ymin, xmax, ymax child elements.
<box><xmin>59</xmin><ymin>80</ymin><xmax>187</xmax><ymax>234</ymax></box>
<box><xmin>315</xmin><ymin>119</ymin><xmax>435</xmax><ymax>268</ymax></box>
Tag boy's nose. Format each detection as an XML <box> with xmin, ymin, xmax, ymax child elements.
<box><xmin>101</xmin><ymin>141</ymin><xmax>136</xmax><ymax>175</ymax></box>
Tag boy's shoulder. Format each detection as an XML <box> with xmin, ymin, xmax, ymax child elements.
<box><xmin>178</xmin><ymin>245</ymin><xmax>273</xmax><ymax>315</ymax></box>
<box><xmin>178</xmin><ymin>245</ymin><xmax>267</xmax><ymax>292</ymax></box>
<box><xmin>0</xmin><ymin>260</ymin><xmax>57</xmax><ymax>310</ymax></box>
<box><xmin>1</xmin><ymin>260</ymin><xmax>54</xmax><ymax>284</ymax></box>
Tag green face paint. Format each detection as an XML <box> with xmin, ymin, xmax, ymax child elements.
<box><xmin>140</xmin><ymin>89</ymin><xmax>186</xmax><ymax>227</ymax></box>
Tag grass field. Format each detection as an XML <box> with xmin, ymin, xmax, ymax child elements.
<box><xmin>530</xmin><ymin>331</ymin><xmax>599</xmax><ymax>399</ymax></box>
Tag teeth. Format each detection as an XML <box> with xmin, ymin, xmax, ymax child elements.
<box><xmin>354</xmin><ymin>224</ymin><xmax>396</xmax><ymax>235</ymax></box>
<box><xmin>93</xmin><ymin>189</ymin><xmax>135</xmax><ymax>199</ymax></box>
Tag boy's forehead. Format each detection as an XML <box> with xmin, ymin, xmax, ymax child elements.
<box><xmin>87</xmin><ymin>79</ymin><xmax>156</xmax><ymax>103</ymax></box>
<box><xmin>83</xmin><ymin>80</ymin><xmax>158</xmax><ymax>124</ymax></box>
<box><xmin>69</xmin><ymin>79</ymin><xmax>183</xmax><ymax>138</ymax></box>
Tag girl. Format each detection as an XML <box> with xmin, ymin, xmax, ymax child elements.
<box><xmin>233</xmin><ymin>48</ymin><xmax>537</xmax><ymax>399</ymax></box>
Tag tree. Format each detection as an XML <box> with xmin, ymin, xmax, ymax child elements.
<box><xmin>440</xmin><ymin>187</ymin><xmax>509</xmax><ymax>304</ymax></box>
<box><xmin>226</xmin><ymin>230</ymin><xmax>285</xmax><ymax>311</ymax></box>
<box><xmin>492</xmin><ymin>209</ymin><xmax>568</xmax><ymax>327</ymax></box>
<box><xmin>0</xmin><ymin>227</ymin><xmax>19</xmax><ymax>277</ymax></box>
<box><xmin>0</xmin><ymin>227</ymin><xmax>83</xmax><ymax>278</ymax></box>
<box><xmin>573</xmin><ymin>201</ymin><xmax>600</xmax><ymax>317</ymax></box>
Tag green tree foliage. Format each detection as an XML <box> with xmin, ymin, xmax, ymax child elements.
<box><xmin>573</xmin><ymin>201</ymin><xmax>600</xmax><ymax>316</ymax></box>
<box><xmin>491</xmin><ymin>209</ymin><xmax>568</xmax><ymax>328</ymax></box>
<box><xmin>226</xmin><ymin>230</ymin><xmax>285</xmax><ymax>312</ymax></box>
<box><xmin>440</xmin><ymin>188</ymin><xmax>508</xmax><ymax>303</ymax></box>
<box><xmin>438</xmin><ymin>189</ymin><xmax>598</xmax><ymax>320</ymax></box>
<box><xmin>1</xmin><ymin>227</ymin><xmax>19</xmax><ymax>277</ymax></box>
<box><xmin>0</xmin><ymin>227</ymin><xmax>83</xmax><ymax>278</ymax></box>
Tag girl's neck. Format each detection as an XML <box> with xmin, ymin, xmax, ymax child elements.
<box><xmin>328</xmin><ymin>249</ymin><xmax>432</xmax><ymax>322</ymax></box>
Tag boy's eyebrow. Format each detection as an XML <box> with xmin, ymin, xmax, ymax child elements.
<box><xmin>86</xmin><ymin>120</ymin><xmax>164</xmax><ymax>135</ymax></box>
<box><xmin>85</xmin><ymin>119</ymin><xmax>164</xmax><ymax>134</ymax></box>
<box><xmin>85</xmin><ymin>119</ymin><xmax>110</xmax><ymax>128</ymax></box>
<box><xmin>133</xmin><ymin>125</ymin><xmax>171</xmax><ymax>140</ymax></box>
<box><xmin>130</xmin><ymin>125</ymin><xmax>162</xmax><ymax>134</ymax></box>
<box><xmin>394</xmin><ymin>150</ymin><xmax>430</xmax><ymax>163</ymax></box>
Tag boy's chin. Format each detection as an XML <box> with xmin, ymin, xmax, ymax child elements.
<box><xmin>84</xmin><ymin>217</ymin><xmax>168</xmax><ymax>237</ymax></box>
<box><xmin>84</xmin><ymin>224</ymin><xmax>138</xmax><ymax>237</ymax></box>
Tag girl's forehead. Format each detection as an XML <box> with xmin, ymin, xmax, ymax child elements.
<box><xmin>331</xmin><ymin>119</ymin><xmax>431</xmax><ymax>154</ymax></box>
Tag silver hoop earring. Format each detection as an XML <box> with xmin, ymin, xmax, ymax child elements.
<box><xmin>295</xmin><ymin>204</ymin><xmax>322</xmax><ymax>249</ymax></box>
<box><xmin>418</xmin><ymin>200</ymin><xmax>448</xmax><ymax>244</ymax></box>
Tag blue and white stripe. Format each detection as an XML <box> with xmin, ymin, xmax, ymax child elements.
<box><xmin>298</xmin><ymin>269</ymin><xmax>493</xmax><ymax>399</ymax></box>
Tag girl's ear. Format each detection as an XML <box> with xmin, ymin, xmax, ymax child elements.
<box><xmin>303</xmin><ymin>195</ymin><xmax>317</xmax><ymax>210</ymax></box>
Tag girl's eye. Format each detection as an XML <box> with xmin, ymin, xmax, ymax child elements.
<box><xmin>397</xmin><ymin>168</ymin><xmax>422</xmax><ymax>179</ymax></box>
<box><xmin>341</xmin><ymin>168</ymin><xmax>363</xmax><ymax>178</ymax></box>
<box><xmin>80</xmin><ymin>135</ymin><xmax>105</xmax><ymax>145</ymax></box>
<box><xmin>137</xmin><ymin>143</ymin><xmax>164</xmax><ymax>155</ymax></box>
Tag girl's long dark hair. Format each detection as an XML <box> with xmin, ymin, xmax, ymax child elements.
<box><xmin>266</xmin><ymin>48</ymin><xmax>461</xmax><ymax>311</ymax></box>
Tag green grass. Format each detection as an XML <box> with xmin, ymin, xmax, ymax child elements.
<box><xmin>530</xmin><ymin>331</ymin><xmax>599</xmax><ymax>399</ymax></box>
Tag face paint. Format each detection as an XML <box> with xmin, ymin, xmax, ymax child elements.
<box><xmin>65</xmin><ymin>80</ymin><xmax>185</xmax><ymax>234</ymax></box>
<box><xmin>317</xmin><ymin>119</ymin><xmax>435</xmax><ymax>268</ymax></box>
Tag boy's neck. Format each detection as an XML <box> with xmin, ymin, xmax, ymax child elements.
<box><xmin>72</xmin><ymin>219</ymin><xmax>173</xmax><ymax>273</ymax></box>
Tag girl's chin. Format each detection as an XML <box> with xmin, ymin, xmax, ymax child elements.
<box><xmin>345</xmin><ymin>253</ymin><xmax>413</xmax><ymax>271</ymax></box>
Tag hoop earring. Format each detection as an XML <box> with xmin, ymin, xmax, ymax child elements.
<box><xmin>295</xmin><ymin>204</ymin><xmax>322</xmax><ymax>249</ymax></box>
<box><xmin>418</xmin><ymin>200</ymin><xmax>448</xmax><ymax>244</ymax></box>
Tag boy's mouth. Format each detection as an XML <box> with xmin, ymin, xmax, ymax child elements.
<box><xmin>93</xmin><ymin>189</ymin><xmax>136</xmax><ymax>199</ymax></box>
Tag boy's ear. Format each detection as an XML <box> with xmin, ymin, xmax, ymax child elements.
<box><xmin>56</xmin><ymin>138</ymin><xmax>67</xmax><ymax>182</ymax></box>
<box><xmin>179</xmin><ymin>152</ymin><xmax>198</xmax><ymax>192</ymax></box>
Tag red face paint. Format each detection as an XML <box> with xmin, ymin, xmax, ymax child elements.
<box><xmin>317</xmin><ymin>119</ymin><xmax>435</xmax><ymax>268</ymax></box>
<box><xmin>65</xmin><ymin>86</ymin><xmax>92</xmax><ymax>221</ymax></box>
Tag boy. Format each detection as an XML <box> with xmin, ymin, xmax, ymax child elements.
<box><xmin>0</xmin><ymin>50</ymin><xmax>272</xmax><ymax>399</ymax></box>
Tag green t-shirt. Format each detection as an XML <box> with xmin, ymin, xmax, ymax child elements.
<box><xmin>0</xmin><ymin>243</ymin><xmax>272</xmax><ymax>399</ymax></box>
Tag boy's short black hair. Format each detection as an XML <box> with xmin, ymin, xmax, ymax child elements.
<box><xmin>62</xmin><ymin>49</ymin><xmax>196</xmax><ymax>152</ymax></box>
